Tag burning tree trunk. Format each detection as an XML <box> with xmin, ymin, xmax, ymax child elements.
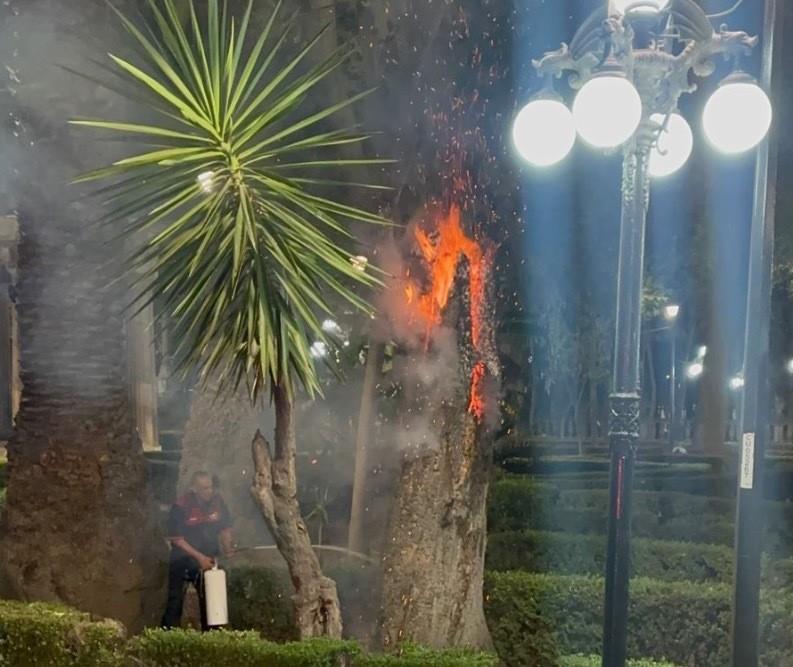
<box><xmin>380</xmin><ymin>404</ymin><xmax>492</xmax><ymax>649</ymax></box>
<box><xmin>379</xmin><ymin>204</ymin><xmax>498</xmax><ymax>650</ymax></box>
<box><xmin>250</xmin><ymin>384</ymin><xmax>343</xmax><ymax>639</ymax></box>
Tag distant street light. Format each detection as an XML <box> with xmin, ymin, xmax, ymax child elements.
<box><xmin>730</xmin><ymin>374</ymin><xmax>746</xmax><ymax>391</ymax></box>
<box><xmin>697</xmin><ymin>345</ymin><xmax>708</xmax><ymax>359</ymax></box>
<box><xmin>686</xmin><ymin>361</ymin><xmax>704</xmax><ymax>380</ymax></box>
<box><xmin>663</xmin><ymin>303</ymin><xmax>680</xmax><ymax>321</ymax></box>
<box><xmin>786</xmin><ymin>358</ymin><xmax>793</xmax><ymax>374</ymax></box>
<box><xmin>309</xmin><ymin>341</ymin><xmax>328</xmax><ymax>359</ymax></box>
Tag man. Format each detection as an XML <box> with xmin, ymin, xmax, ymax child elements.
<box><xmin>161</xmin><ymin>471</ymin><xmax>234</xmax><ymax>630</ymax></box>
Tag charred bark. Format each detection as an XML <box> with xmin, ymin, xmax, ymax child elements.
<box><xmin>250</xmin><ymin>385</ymin><xmax>343</xmax><ymax>639</ymax></box>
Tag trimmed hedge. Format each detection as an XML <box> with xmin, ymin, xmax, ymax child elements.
<box><xmin>0</xmin><ymin>601</ymin><xmax>496</xmax><ymax>667</ymax></box>
<box><xmin>226</xmin><ymin>564</ymin><xmax>380</xmax><ymax>643</ymax></box>
<box><xmin>126</xmin><ymin>630</ymin><xmax>358</xmax><ymax>666</ymax></box>
<box><xmin>486</xmin><ymin>529</ymin><xmax>793</xmax><ymax>588</ymax></box>
<box><xmin>226</xmin><ymin>567</ymin><xmax>297</xmax><ymax>642</ymax></box>
<box><xmin>488</xmin><ymin>479</ymin><xmax>793</xmax><ymax>553</ymax></box>
<box><xmin>358</xmin><ymin>643</ymin><xmax>499</xmax><ymax>666</ymax></box>
<box><xmin>484</xmin><ymin>571</ymin><xmax>793</xmax><ymax>667</ymax></box>
<box><xmin>128</xmin><ymin>631</ymin><xmax>499</xmax><ymax>666</ymax></box>
<box><xmin>0</xmin><ymin>600</ymin><xmax>125</xmax><ymax>667</ymax></box>
<box><xmin>560</xmin><ymin>657</ymin><xmax>678</xmax><ymax>667</ymax></box>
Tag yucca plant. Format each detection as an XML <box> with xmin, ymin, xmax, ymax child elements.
<box><xmin>72</xmin><ymin>0</ymin><xmax>390</xmax><ymax>638</ymax></box>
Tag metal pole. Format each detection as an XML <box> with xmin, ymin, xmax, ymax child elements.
<box><xmin>669</xmin><ymin>331</ymin><xmax>676</xmax><ymax>444</ymax></box>
<box><xmin>602</xmin><ymin>130</ymin><xmax>652</xmax><ymax>667</ymax></box>
<box><xmin>731</xmin><ymin>0</ymin><xmax>778</xmax><ymax>664</ymax></box>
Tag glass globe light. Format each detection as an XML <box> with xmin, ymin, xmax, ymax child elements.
<box><xmin>686</xmin><ymin>361</ymin><xmax>704</xmax><ymax>379</ymax></box>
<box><xmin>572</xmin><ymin>74</ymin><xmax>642</xmax><ymax>149</ymax></box>
<box><xmin>612</xmin><ymin>0</ymin><xmax>670</xmax><ymax>14</ymax></box>
<box><xmin>512</xmin><ymin>97</ymin><xmax>576</xmax><ymax>167</ymax></box>
<box><xmin>649</xmin><ymin>112</ymin><xmax>693</xmax><ymax>178</ymax></box>
<box><xmin>703</xmin><ymin>74</ymin><xmax>772</xmax><ymax>154</ymax></box>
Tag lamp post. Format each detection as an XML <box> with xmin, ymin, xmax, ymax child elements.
<box><xmin>732</xmin><ymin>1</ymin><xmax>778</xmax><ymax>664</ymax></box>
<box><xmin>513</xmin><ymin>2</ymin><xmax>770</xmax><ymax>665</ymax></box>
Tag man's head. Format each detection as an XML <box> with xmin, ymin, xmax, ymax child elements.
<box><xmin>191</xmin><ymin>471</ymin><xmax>215</xmax><ymax>503</ymax></box>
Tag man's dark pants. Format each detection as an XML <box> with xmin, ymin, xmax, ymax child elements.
<box><xmin>161</xmin><ymin>557</ymin><xmax>208</xmax><ymax>631</ymax></box>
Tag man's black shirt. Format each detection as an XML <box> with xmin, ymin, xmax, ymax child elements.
<box><xmin>167</xmin><ymin>492</ymin><xmax>231</xmax><ymax>562</ymax></box>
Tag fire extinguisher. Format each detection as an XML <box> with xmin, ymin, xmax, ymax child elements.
<box><xmin>203</xmin><ymin>564</ymin><xmax>228</xmax><ymax>627</ymax></box>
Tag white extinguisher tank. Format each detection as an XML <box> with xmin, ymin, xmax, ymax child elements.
<box><xmin>203</xmin><ymin>564</ymin><xmax>228</xmax><ymax>627</ymax></box>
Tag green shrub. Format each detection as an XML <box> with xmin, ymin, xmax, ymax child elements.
<box><xmin>486</xmin><ymin>530</ymin><xmax>793</xmax><ymax>588</ymax></box>
<box><xmin>356</xmin><ymin>643</ymin><xmax>499</xmax><ymax>666</ymax></box>
<box><xmin>226</xmin><ymin>564</ymin><xmax>380</xmax><ymax>642</ymax></box>
<box><xmin>559</xmin><ymin>656</ymin><xmax>678</xmax><ymax>667</ymax></box>
<box><xmin>126</xmin><ymin>629</ymin><xmax>359</xmax><ymax>666</ymax></box>
<box><xmin>126</xmin><ymin>629</ymin><xmax>497</xmax><ymax>666</ymax></box>
<box><xmin>0</xmin><ymin>599</ymin><xmax>125</xmax><ymax>667</ymax></box>
<box><xmin>484</xmin><ymin>571</ymin><xmax>793</xmax><ymax>667</ymax></box>
<box><xmin>226</xmin><ymin>567</ymin><xmax>297</xmax><ymax>642</ymax></box>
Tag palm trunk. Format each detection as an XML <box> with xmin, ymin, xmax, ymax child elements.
<box><xmin>250</xmin><ymin>384</ymin><xmax>342</xmax><ymax>639</ymax></box>
<box><xmin>0</xmin><ymin>209</ymin><xmax>166</xmax><ymax>631</ymax></box>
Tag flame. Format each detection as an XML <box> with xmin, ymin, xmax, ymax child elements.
<box><xmin>405</xmin><ymin>204</ymin><xmax>490</xmax><ymax>421</ymax></box>
<box><xmin>467</xmin><ymin>361</ymin><xmax>487</xmax><ymax>420</ymax></box>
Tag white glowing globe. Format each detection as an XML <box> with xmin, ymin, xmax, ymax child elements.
<box><xmin>703</xmin><ymin>80</ymin><xmax>772</xmax><ymax>154</ymax></box>
<box><xmin>512</xmin><ymin>98</ymin><xmax>576</xmax><ymax>167</ymax></box>
<box><xmin>649</xmin><ymin>112</ymin><xmax>693</xmax><ymax>178</ymax></box>
<box><xmin>573</xmin><ymin>75</ymin><xmax>642</xmax><ymax>149</ymax></box>
<box><xmin>612</xmin><ymin>0</ymin><xmax>670</xmax><ymax>14</ymax></box>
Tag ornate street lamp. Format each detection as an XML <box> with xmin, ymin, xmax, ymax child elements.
<box><xmin>512</xmin><ymin>2</ymin><xmax>770</xmax><ymax>666</ymax></box>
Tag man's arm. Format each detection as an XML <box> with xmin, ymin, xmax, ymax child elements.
<box><xmin>169</xmin><ymin>537</ymin><xmax>215</xmax><ymax>570</ymax></box>
<box><xmin>167</xmin><ymin>503</ymin><xmax>213</xmax><ymax>570</ymax></box>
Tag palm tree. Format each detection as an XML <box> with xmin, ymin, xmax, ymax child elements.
<box><xmin>73</xmin><ymin>0</ymin><xmax>388</xmax><ymax>638</ymax></box>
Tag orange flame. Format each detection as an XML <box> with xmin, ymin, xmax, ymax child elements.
<box><xmin>405</xmin><ymin>204</ymin><xmax>490</xmax><ymax>421</ymax></box>
<box><xmin>467</xmin><ymin>361</ymin><xmax>487</xmax><ymax>420</ymax></box>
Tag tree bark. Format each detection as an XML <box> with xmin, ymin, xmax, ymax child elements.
<box><xmin>0</xmin><ymin>209</ymin><xmax>166</xmax><ymax>632</ymax></box>
<box><xmin>379</xmin><ymin>407</ymin><xmax>492</xmax><ymax>650</ymax></box>
<box><xmin>250</xmin><ymin>384</ymin><xmax>342</xmax><ymax>639</ymax></box>
<box><xmin>378</xmin><ymin>254</ymin><xmax>497</xmax><ymax>650</ymax></box>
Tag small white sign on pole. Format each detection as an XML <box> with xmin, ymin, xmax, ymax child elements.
<box><xmin>741</xmin><ymin>433</ymin><xmax>756</xmax><ymax>490</ymax></box>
